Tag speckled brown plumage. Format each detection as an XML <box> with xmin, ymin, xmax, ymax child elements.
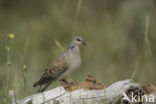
<box><xmin>44</xmin><ymin>57</ymin><xmax>67</xmax><ymax>78</ymax></box>
<box><xmin>33</xmin><ymin>56</ymin><xmax>68</xmax><ymax>92</ymax></box>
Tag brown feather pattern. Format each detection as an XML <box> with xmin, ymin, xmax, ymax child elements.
<box><xmin>33</xmin><ymin>56</ymin><xmax>68</xmax><ymax>87</ymax></box>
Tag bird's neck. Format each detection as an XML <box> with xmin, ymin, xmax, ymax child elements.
<box><xmin>69</xmin><ymin>44</ymin><xmax>80</xmax><ymax>54</ymax></box>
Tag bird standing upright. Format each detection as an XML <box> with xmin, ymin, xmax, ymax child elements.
<box><xmin>33</xmin><ymin>36</ymin><xmax>86</xmax><ymax>92</ymax></box>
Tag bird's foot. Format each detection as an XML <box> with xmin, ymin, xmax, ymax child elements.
<box><xmin>59</xmin><ymin>79</ymin><xmax>74</xmax><ymax>90</ymax></box>
<box><xmin>63</xmin><ymin>82</ymin><xmax>73</xmax><ymax>89</ymax></box>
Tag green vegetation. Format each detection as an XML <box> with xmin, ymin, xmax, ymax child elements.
<box><xmin>0</xmin><ymin>0</ymin><xmax>156</xmax><ymax>103</ymax></box>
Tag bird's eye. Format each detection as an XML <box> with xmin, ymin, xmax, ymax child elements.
<box><xmin>77</xmin><ymin>39</ymin><xmax>80</xmax><ymax>41</ymax></box>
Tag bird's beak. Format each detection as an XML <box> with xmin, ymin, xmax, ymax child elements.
<box><xmin>82</xmin><ymin>41</ymin><xmax>86</xmax><ymax>46</ymax></box>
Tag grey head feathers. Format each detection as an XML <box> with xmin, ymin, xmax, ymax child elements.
<box><xmin>70</xmin><ymin>36</ymin><xmax>86</xmax><ymax>48</ymax></box>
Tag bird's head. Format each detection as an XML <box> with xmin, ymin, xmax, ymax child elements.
<box><xmin>70</xmin><ymin>36</ymin><xmax>86</xmax><ymax>47</ymax></box>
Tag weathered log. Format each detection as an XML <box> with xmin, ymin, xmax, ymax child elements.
<box><xmin>17</xmin><ymin>79</ymin><xmax>142</xmax><ymax>104</ymax></box>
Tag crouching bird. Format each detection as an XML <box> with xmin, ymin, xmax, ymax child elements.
<box><xmin>33</xmin><ymin>36</ymin><xmax>86</xmax><ymax>92</ymax></box>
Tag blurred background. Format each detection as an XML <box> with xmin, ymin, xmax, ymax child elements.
<box><xmin>0</xmin><ymin>0</ymin><xmax>156</xmax><ymax>103</ymax></box>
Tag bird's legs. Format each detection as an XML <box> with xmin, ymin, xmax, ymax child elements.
<box><xmin>59</xmin><ymin>79</ymin><xmax>74</xmax><ymax>89</ymax></box>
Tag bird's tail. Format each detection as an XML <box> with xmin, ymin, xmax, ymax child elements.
<box><xmin>33</xmin><ymin>77</ymin><xmax>53</xmax><ymax>93</ymax></box>
<box><xmin>37</xmin><ymin>81</ymin><xmax>52</xmax><ymax>93</ymax></box>
<box><xmin>33</xmin><ymin>81</ymin><xmax>40</xmax><ymax>87</ymax></box>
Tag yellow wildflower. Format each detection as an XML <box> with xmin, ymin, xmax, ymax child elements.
<box><xmin>5</xmin><ymin>46</ymin><xmax>10</xmax><ymax>51</ymax></box>
<box><xmin>8</xmin><ymin>33</ymin><xmax>15</xmax><ymax>39</ymax></box>
<box><xmin>7</xmin><ymin>47</ymin><xmax>10</xmax><ymax>51</ymax></box>
<box><xmin>24</xmin><ymin>64</ymin><xmax>27</xmax><ymax>69</ymax></box>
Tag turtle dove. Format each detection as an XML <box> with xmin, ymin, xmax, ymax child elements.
<box><xmin>33</xmin><ymin>36</ymin><xmax>86</xmax><ymax>92</ymax></box>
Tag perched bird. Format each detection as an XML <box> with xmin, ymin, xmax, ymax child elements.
<box><xmin>33</xmin><ymin>36</ymin><xmax>86</xmax><ymax>92</ymax></box>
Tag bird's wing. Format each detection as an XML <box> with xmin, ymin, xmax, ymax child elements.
<box><xmin>34</xmin><ymin>56</ymin><xmax>68</xmax><ymax>87</ymax></box>
<box><xmin>44</xmin><ymin>56</ymin><xmax>67</xmax><ymax>79</ymax></box>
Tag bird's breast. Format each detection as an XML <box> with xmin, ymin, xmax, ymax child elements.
<box><xmin>59</xmin><ymin>51</ymin><xmax>81</xmax><ymax>79</ymax></box>
<box><xmin>67</xmin><ymin>53</ymin><xmax>81</xmax><ymax>69</ymax></box>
